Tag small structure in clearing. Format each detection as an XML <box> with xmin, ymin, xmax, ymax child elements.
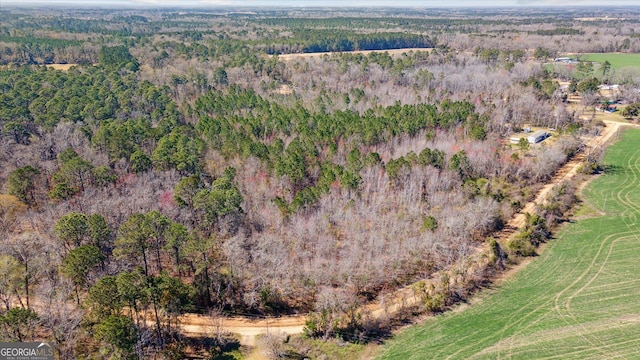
<box><xmin>554</xmin><ymin>57</ymin><xmax>578</xmax><ymax>64</ymax></box>
<box><xmin>595</xmin><ymin>99</ymin><xmax>618</xmax><ymax>113</ymax></box>
<box><xmin>527</xmin><ymin>130</ymin><xmax>549</xmax><ymax>144</ymax></box>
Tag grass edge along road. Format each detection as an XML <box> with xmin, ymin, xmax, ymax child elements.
<box><xmin>378</xmin><ymin>128</ymin><xmax>640</xmax><ymax>360</ymax></box>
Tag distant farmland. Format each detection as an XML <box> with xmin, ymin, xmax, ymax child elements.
<box><xmin>580</xmin><ymin>53</ymin><xmax>640</xmax><ymax>69</ymax></box>
<box><xmin>378</xmin><ymin>128</ymin><xmax>640</xmax><ymax>360</ymax></box>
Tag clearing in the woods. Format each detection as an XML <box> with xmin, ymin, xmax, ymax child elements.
<box><xmin>579</xmin><ymin>53</ymin><xmax>640</xmax><ymax>69</ymax></box>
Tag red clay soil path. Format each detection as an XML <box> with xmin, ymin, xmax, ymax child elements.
<box><xmin>177</xmin><ymin>313</ymin><xmax>306</xmax><ymax>347</ymax></box>
<box><xmin>142</xmin><ymin>121</ymin><xmax>638</xmax><ymax>347</ymax></box>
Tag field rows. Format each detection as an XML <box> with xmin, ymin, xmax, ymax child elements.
<box><xmin>379</xmin><ymin>129</ymin><xmax>640</xmax><ymax>359</ymax></box>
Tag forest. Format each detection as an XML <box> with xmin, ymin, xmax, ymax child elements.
<box><xmin>1</xmin><ymin>4</ymin><xmax>640</xmax><ymax>359</ymax></box>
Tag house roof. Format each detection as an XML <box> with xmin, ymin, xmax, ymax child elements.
<box><xmin>528</xmin><ymin>130</ymin><xmax>548</xmax><ymax>138</ymax></box>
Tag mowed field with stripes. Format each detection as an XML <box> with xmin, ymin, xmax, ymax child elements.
<box><xmin>378</xmin><ymin>128</ymin><xmax>640</xmax><ymax>360</ymax></box>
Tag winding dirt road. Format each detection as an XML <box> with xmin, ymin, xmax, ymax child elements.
<box><xmin>173</xmin><ymin>120</ymin><xmax>632</xmax><ymax>347</ymax></box>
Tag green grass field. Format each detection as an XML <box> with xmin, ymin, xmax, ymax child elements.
<box><xmin>580</xmin><ymin>53</ymin><xmax>640</xmax><ymax>69</ymax></box>
<box><xmin>378</xmin><ymin>128</ymin><xmax>640</xmax><ymax>360</ymax></box>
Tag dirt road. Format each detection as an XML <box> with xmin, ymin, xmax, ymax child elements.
<box><xmin>362</xmin><ymin>121</ymin><xmax>630</xmax><ymax>319</ymax></box>
<box><xmin>177</xmin><ymin>313</ymin><xmax>306</xmax><ymax>347</ymax></box>
<box><xmin>508</xmin><ymin>120</ymin><xmax>624</xmax><ymax>228</ymax></box>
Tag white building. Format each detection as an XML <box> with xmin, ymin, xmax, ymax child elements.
<box><xmin>527</xmin><ymin>130</ymin><xmax>549</xmax><ymax>144</ymax></box>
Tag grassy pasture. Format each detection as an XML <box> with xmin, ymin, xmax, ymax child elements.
<box><xmin>378</xmin><ymin>128</ymin><xmax>640</xmax><ymax>359</ymax></box>
<box><xmin>580</xmin><ymin>53</ymin><xmax>640</xmax><ymax>69</ymax></box>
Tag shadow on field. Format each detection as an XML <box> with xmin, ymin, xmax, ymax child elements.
<box><xmin>601</xmin><ymin>164</ymin><xmax>624</xmax><ymax>174</ymax></box>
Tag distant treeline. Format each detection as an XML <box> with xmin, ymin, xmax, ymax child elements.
<box><xmin>257</xmin><ymin>16</ymin><xmax>524</xmax><ymax>30</ymax></box>
<box><xmin>528</xmin><ymin>27</ymin><xmax>584</xmax><ymax>36</ymax></box>
<box><xmin>295</xmin><ymin>31</ymin><xmax>434</xmax><ymax>53</ymax></box>
<box><xmin>158</xmin><ymin>31</ymin><xmax>433</xmax><ymax>58</ymax></box>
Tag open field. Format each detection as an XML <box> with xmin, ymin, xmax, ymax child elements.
<box><xmin>579</xmin><ymin>53</ymin><xmax>640</xmax><ymax>69</ymax></box>
<box><xmin>378</xmin><ymin>128</ymin><xmax>640</xmax><ymax>360</ymax></box>
<box><xmin>43</xmin><ymin>63</ymin><xmax>79</xmax><ymax>70</ymax></box>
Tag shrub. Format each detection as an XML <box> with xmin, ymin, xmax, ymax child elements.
<box><xmin>506</xmin><ymin>233</ymin><xmax>537</xmax><ymax>257</ymax></box>
<box><xmin>622</xmin><ymin>103</ymin><xmax>640</xmax><ymax>118</ymax></box>
<box><xmin>422</xmin><ymin>215</ymin><xmax>438</xmax><ymax>231</ymax></box>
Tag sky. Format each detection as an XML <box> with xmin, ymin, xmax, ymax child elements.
<box><xmin>2</xmin><ymin>0</ymin><xmax>639</xmax><ymax>7</ymax></box>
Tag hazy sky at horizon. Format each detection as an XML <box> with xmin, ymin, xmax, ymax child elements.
<box><xmin>3</xmin><ymin>0</ymin><xmax>640</xmax><ymax>7</ymax></box>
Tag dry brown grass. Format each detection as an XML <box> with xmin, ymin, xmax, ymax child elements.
<box><xmin>43</xmin><ymin>64</ymin><xmax>79</xmax><ymax>71</ymax></box>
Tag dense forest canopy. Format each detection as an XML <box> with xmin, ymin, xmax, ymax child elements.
<box><xmin>1</xmin><ymin>4</ymin><xmax>640</xmax><ymax>359</ymax></box>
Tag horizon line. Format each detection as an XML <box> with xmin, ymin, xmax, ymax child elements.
<box><xmin>3</xmin><ymin>3</ymin><xmax>640</xmax><ymax>8</ymax></box>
